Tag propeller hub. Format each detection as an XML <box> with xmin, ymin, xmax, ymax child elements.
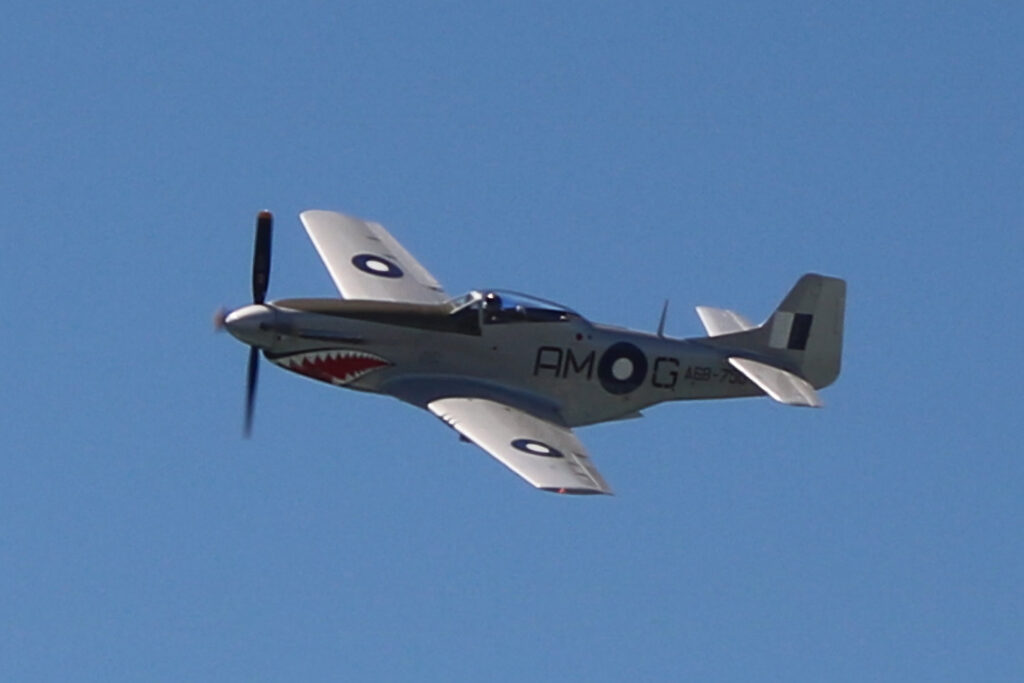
<box><xmin>224</xmin><ymin>304</ymin><xmax>277</xmax><ymax>348</ymax></box>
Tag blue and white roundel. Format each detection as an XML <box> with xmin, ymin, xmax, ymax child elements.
<box><xmin>598</xmin><ymin>342</ymin><xmax>648</xmax><ymax>394</ymax></box>
<box><xmin>511</xmin><ymin>439</ymin><xmax>564</xmax><ymax>458</ymax></box>
<box><xmin>351</xmin><ymin>253</ymin><xmax>404</xmax><ymax>278</ymax></box>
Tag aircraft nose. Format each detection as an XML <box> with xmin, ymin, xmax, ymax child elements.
<box><xmin>224</xmin><ymin>304</ymin><xmax>276</xmax><ymax>347</ymax></box>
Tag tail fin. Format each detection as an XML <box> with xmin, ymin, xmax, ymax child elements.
<box><xmin>698</xmin><ymin>274</ymin><xmax>846</xmax><ymax>396</ymax></box>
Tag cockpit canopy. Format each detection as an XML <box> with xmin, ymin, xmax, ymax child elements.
<box><xmin>448</xmin><ymin>290</ymin><xmax>584</xmax><ymax>325</ymax></box>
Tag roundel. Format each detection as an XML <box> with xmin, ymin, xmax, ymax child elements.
<box><xmin>510</xmin><ymin>438</ymin><xmax>564</xmax><ymax>458</ymax></box>
<box><xmin>598</xmin><ymin>342</ymin><xmax>648</xmax><ymax>394</ymax></box>
<box><xmin>351</xmin><ymin>253</ymin><xmax>404</xmax><ymax>278</ymax></box>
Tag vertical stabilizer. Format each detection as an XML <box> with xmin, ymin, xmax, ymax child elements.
<box><xmin>698</xmin><ymin>274</ymin><xmax>846</xmax><ymax>390</ymax></box>
<box><xmin>765</xmin><ymin>274</ymin><xmax>845</xmax><ymax>387</ymax></box>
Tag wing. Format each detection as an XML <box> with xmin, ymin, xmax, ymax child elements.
<box><xmin>299</xmin><ymin>210</ymin><xmax>448</xmax><ymax>304</ymax></box>
<box><xmin>428</xmin><ymin>397</ymin><xmax>613</xmax><ymax>495</ymax></box>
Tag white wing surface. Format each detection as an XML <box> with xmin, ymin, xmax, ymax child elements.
<box><xmin>428</xmin><ymin>398</ymin><xmax>613</xmax><ymax>495</ymax></box>
<box><xmin>300</xmin><ymin>210</ymin><xmax>448</xmax><ymax>304</ymax></box>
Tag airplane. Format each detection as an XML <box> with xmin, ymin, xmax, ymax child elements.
<box><xmin>218</xmin><ymin>210</ymin><xmax>845</xmax><ymax>495</ymax></box>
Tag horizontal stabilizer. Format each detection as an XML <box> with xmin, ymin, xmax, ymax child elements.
<box><xmin>728</xmin><ymin>357</ymin><xmax>823</xmax><ymax>407</ymax></box>
<box><xmin>695</xmin><ymin>306</ymin><xmax>756</xmax><ymax>336</ymax></box>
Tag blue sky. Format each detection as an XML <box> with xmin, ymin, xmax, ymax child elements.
<box><xmin>3</xmin><ymin>2</ymin><xmax>1022</xmax><ymax>680</ymax></box>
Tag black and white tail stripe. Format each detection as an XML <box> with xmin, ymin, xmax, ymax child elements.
<box><xmin>769</xmin><ymin>312</ymin><xmax>814</xmax><ymax>350</ymax></box>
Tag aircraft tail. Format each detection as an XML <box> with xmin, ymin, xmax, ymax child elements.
<box><xmin>697</xmin><ymin>274</ymin><xmax>846</xmax><ymax>406</ymax></box>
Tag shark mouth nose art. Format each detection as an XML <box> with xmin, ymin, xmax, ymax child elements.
<box><xmin>270</xmin><ymin>349</ymin><xmax>391</xmax><ymax>386</ymax></box>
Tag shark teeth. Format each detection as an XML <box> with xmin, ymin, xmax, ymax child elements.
<box><xmin>270</xmin><ymin>349</ymin><xmax>390</xmax><ymax>386</ymax></box>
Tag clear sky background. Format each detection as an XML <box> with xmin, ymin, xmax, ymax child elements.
<box><xmin>3</xmin><ymin>2</ymin><xmax>1022</xmax><ymax>681</ymax></box>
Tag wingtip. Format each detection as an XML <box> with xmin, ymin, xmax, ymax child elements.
<box><xmin>541</xmin><ymin>487</ymin><xmax>612</xmax><ymax>496</ymax></box>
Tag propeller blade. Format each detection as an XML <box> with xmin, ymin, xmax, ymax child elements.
<box><xmin>252</xmin><ymin>210</ymin><xmax>273</xmax><ymax>305</ymax></box>
<box><xmin>244</xmin><ymin>346</ymin><xmax>260</xmax><ymax>437</ymax></box>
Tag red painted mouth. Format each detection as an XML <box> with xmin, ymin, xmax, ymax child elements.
<box><xmin>271</xmin><ymin>350</ymin><xmax>390</xmax><ymax>386</ymax></box>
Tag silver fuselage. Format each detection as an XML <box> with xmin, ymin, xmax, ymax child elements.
<box><xmin>227</xmin><ymin>297</ymin><xmax>762</xmax><ymax>427</ymax></box>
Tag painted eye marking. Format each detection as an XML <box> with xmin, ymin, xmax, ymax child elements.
<box><xmin>352</xmin><ymin>254</ymin><xmax>404</xmax><ymax>278</ymax></box>
<box><xmin>598</xmin><ymin>342</ymin><xmax>648</xmax><ymax>394</ymax></box>
<box><xmin>510</xmin><ymin>438</ymin><xmax>564</xmax><ymax>458</ymax></box>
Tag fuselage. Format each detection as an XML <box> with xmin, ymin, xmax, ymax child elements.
<box><xmin>226</xmin><ymin>291</ymin><xmax>763</xmax><ymax>427</ymax></box>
